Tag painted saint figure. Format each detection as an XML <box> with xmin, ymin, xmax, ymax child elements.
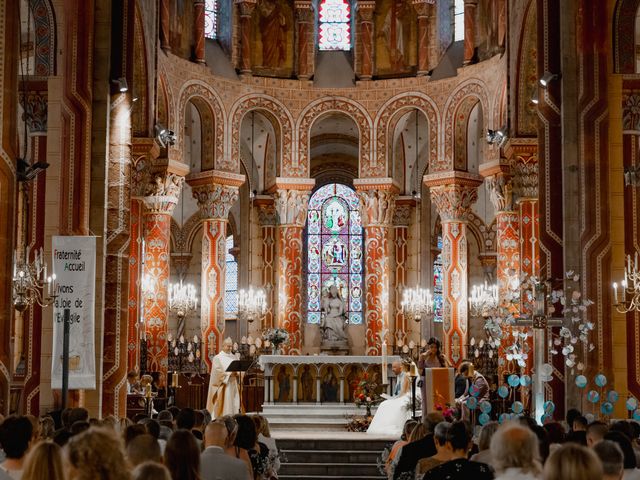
<box><xmin>258</xmin><ymin>0</ymin><xmax>289</xmax><ymax>69</ymax></box>
<box><xmin>380</xmin><ymin>0</ymin><xmax>407</xmax><ymax>71</ymax></box>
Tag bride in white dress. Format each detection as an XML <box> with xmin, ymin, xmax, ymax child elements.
<box><xmin>367</xmin><ymin>361</ymin><xmax>417</xmax><ymax>437</ymax></box>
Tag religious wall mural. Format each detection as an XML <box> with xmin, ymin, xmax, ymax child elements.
<box><xmin>252</xmin><ymin>0</ymin><xmax>294</xmax><ymax>77</ymax></box>
<box><xmin>298</xmin><ymin>365</ymin><xmax>317</xmax><ymax>402</ymax></box>
<box><xmin>275</xmin><ymin>365</ymin><xmax>293</xmax><ymax>403</ymax></box>
<box><xmin>374</xmin><ymin>0</ymin><xmax>417</xmax><ymax>77</ymax></box>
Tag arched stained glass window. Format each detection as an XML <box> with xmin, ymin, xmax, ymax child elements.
<box><xmin>433</xmin><ymin>235</ymin><xmax>443</xmax><ymax>323</ymax></box>
<box><xmin>454</xmin><ymin>0</ymin><xmax>465</xmax><ymax>42</ymax></box>
<box><xmin>225</xmin><ymin>235</ymin><xmax>238</xmax><ymax>317</ymax></box>
<box><xmin>307</xmin><ymin>184</ymin><xmax>363</xmax><ymax>324</ymax></box>
<box><xmin>318</xmin><ymin>0</ymin><xmax>351</xmax><ymax>51</ymax></box>
<box><xmin>205</xmin><ymin>0</ymin><xmax>217</xmax><ymax>39</ymax></box>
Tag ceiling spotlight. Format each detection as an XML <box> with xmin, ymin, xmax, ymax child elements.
<box><xmin>486</xmin><ymin>128</ymin><xmax>508</xmax><ymax>148</ymax></box>
<box><xmin>112</xmin><ymin>77</ymin><xmax>129</xmax><ymax>93</ymax></box>
<box><xmin>531</xmin><ymin>89</ymin><xmax>539</xmax><ymax>105</ymax></box>
<box><xmin>539</xmin><ymin>72</ymin><xmax>559</xmax><ymax>88</ymax></box>
<box><xmin>17</xmin><ymin>158</ymin><xmax>49</xmax><ymax>183</ymax></box>
<box><xmin>155</xmin><ymin>123</ymin><xmax>176</xmax><ymax>148</ymax></box>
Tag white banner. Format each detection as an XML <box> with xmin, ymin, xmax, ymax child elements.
<box><xmin>51</xmin><ymin>236</ymin><xmax>96</xmax><ymax>390</ymax></box>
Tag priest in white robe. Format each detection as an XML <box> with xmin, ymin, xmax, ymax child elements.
<box><xmin>207</xmin><ymin>337</ymin><xmax>241</xmax><ymax>418</ymax></box>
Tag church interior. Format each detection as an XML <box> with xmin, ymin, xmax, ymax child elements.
<box><xmin>1</xmin><ymin>0</ymin><xmax>640</xmax><ymax>458</ymax></box>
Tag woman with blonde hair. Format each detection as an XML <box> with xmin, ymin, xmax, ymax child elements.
<box><xmin>131</xmin><ymin>462</ymin><xmax>171</xmax><ymax>480</ymax></box>
<box><xmin>543</xmin><ymin>443</ymin><xmax>603</xmax><ymax>480</ymax></box>
<box><xmin>490</xmin><ymin>422</ymin><xmax>542</xmax><ymax>480</ymax></box>
<box><xmin>221</xmin><ymin>415</ymin><xmax>253</xmax><ymax>478</ymax></box>
<box><xmin>22</xmin><ymin>441</ymin><xmax>66</xmax><ymax>480</ymax></box>
<box><xmin>66</xmin><ymin>427</ymin><xmax>130</xmax><ymax>480</ymax></box>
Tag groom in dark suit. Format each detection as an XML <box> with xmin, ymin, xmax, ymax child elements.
<box><xmin>201</xmin><ymin>422</ymin><xmax>251</xmax><ymax>480</ymax></box>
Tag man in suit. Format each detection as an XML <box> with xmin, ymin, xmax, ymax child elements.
<box><xmin>201</xmin><ymin>421</ymin><xmax>251</xmax><ymax>480</ymax></box>
<box><xmin>393</xmin><ymin>412</ymin><xmax>443</xmax><ymax>480</ymax></box>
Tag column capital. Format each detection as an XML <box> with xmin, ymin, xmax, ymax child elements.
<box><xmin>356</xmin><ymin>0</ymin><xmax>376</xmax><ymax>20</ymax></box>
<box><xmin>142</xmin><ymin>171</ymin><xmax>185</xmax><ymax>214</ymax></box>
<box><xmin>294</xmin><ymin>0</ymin><xmax>313</xmax><ymax>18</ymax></box>
<box><xmin>19</xmin><ymin>80</ymin><xmax>48</xmax><ymax>134</ymax></box>
<box><xmin>191</xmin><ymin>183</ymin><xmax>240</xmax><ymax>220</ymax></box>
<box><xmin>274</xmin><ymin>189</ymin><xmax>310</xmax><ymax>227</ymax></box>
<box><xmin>411</xmin><ymin>0</ymin><xmax>434</xmax><ymax>17</ymax></box>
<box><xmin>424</xmin><ymin>172</ymin><xmax>482</xmax><ymax>222</ymax></box>
<box><xmin>393</xmin><ymin>196</ymin><xmax>417</xmax><ymax>226</ymax></box>
<box><xmin>354</xmin><ymin>178</ymin><xmax>399</xmax><ymax>227</ymax></box>
<box><xmin>236</xmin><ymin>0</ymin><xmax>257</xmax><ymax>16</ymax></box>
<box><xmin>484</xmin><ymin>173</ymin><xmax>515</xmax><ymax>213</ymax></box>
<box><xmin>255</xmin><ymin>195</ymin><xmax>277</xmax><ymax>226</ymax></box>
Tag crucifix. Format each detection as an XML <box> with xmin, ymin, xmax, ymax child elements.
<box><xmin>513</xmin><ymin>281</ymin><xmax>564</xmax><ymax>422</ymax></box>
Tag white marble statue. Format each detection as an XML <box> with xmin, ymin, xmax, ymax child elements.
<box><xmin>320</xmin><ymin>285</ymin><xmax>348</xmax><ymax>344</ymax></box>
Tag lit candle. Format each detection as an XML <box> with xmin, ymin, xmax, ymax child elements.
<box><xmin>172</xmin><ymin>371</ymin><xmax>179</xmax><ymax>388</ymax></box>
<box><xmin>381</xmin><ymin>341</ymin><xmax>388</xmax><ymax>385</ymax></box>
<box><xmin>623</xmin><ymin>280</ymin><xmax>628</xmax><ymax>302</ymax></box>
<box><xmin>613</xmin><ymin>282</ymin><xmax>618</xmax><ymax>304</ymax></box>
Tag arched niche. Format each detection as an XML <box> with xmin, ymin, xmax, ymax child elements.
<box><xmin>239</xmin><ymin>110</ymin><xmax>278</xmax><ymax>194</ymax></box>
<box><xmin>390</xmin><ymin>109</ymin><xmax>429</xmax><ymax>195</ymax></box>
<box><xmin>309</xmin><ymin>112</ymin><xmax>359</xmax><ymax>187</ymax></box>
<box><xmin>183</xmin><ymin>98</ymin><xmax>215</xmax><ymax>172</ymax></box>
<box><xmin>453</xmin><ymin>97</ymin><xmax>483</xmax><ymax>172</ymax></box>
<box><xmin>614</xmin><ymin>0</ymin><xmax>640</xmax><ymax>73</ymax></box>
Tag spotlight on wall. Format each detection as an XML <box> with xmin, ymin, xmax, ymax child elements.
<box><xmin>531</xmin><ymin>89</ymin><xmax>539</xmax><ymax>105</ymax></box>
<box><xmin>155</xmin><ymin>123</ymin><xmax>177</xmax><ymax>148</ymax></box>
<box><xmin>486</xmin><ymin>128</ymin><xmax>508</xmax><ymax>148</ymax></box>
<box><xmin>112</xmin><ymin>77</ymin><xmax>129</xmax><ymax>93</ymax></box>
<box><xmin>624</xmin><ymin>165</ymin><xmax>640</xmax><ymax>187</ymax></box>
<box><xmin>17</xmin><ymin>158</ymin><xmax>49</xmax><ymax>183</ymax></box>
<box><xmin>539</xmin><ymin>72</ymin><xmax>559</xmax><ymax>88</ymax></box>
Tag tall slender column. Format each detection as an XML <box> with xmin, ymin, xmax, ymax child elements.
<box><xmin>356</xmin><ymin>1</ymin><xmax>376</xmax><ymax>80</ymax></box>
<box><xmin>274</xmin><ymin>182</ymin><xmax>313</xmax><ymax>355</ymax></box>
<box><xmin>393</xmin><ymin>199</ymin><xmax>414</xmax><ymax>340</ymax></box>
<box><xmin>425</xmin><ymin>173</ymin><xmax>481</xmax><ymax>366</ymax></box>
<box><xmin>355</xmin><ymin>180</ymin><xmax>397</xmax><ymax>355</ymax></box>
<box><xmin>256</xmin><ymin>197</ymin><xmax>277</xmax><ymax>330</ymax></box>
<box><xmin>463</xmin><ymin>0</ymin><xmax>478</xmax><ymax>65</ymax></box>
<box><xmin>237</xmin><ymin>0</ymin><xmax>257</xmax><ymax>74</ymax></box>
<box><xmin>294</xmin><ymin>1</ymin><xmax>313</xmax><ymax>79</ymax></box>
<box><xmin>19</xmin><ymin>82</ymin><xmax>48</xmax><ymax>415</ymax></box>
<box><xmin>193</xmin><ymin>0</ymin><xmax>206</xmax><ymax>64</ymax></box>
<box><xmin>412</xmin><ymin>0</ymin><xmax>432</xmax><ymax>75</ymax></box>
<box><xmin>188</xmin><ymin>171</ymin><xmax>243</xmax><ymax>368</ymax></box>
<box><xmin>142</xmin><ymin>171</ymin><xmax>185</xmax><ymax>381</ymax></box>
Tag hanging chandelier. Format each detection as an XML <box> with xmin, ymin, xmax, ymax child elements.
<box><xmin>613</xmin><ymin>253</ymin><xmax>640</xmax><ymax>313</ymax></box>
<box><xmin>168</xmin><ymin>280</ymin><xmax>198</xmax><ymax>318</ymax></box>
<box><xmin>12</xmin><ymin>246</ymin><xmax>57</xmax><ymax>312</ymax></box>
<box><xmin>468</xmin><ymin>281</ymin><xmax>499</xmax><ymax>317</ymax></box>
<box><xmin>401</xmin><ymin>286</ymin><xmax>433</xmax><ymax>322</ymax></box>
<box><xmin>238</xmin><ymin>286</ymin><xmax>267</xmax><ymax>323</ymax></box>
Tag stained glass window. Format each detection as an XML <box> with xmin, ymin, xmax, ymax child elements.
<box><xmin>433</xmin><ymin>236</ymin><xmax>443</xmax><ymax>323</ymax></box>
<box><xmin>454</xmin><ymin>0</ymin><xmax>465</xmax><ymax>42</ymax></box>
<box><xmin>307</xmin><ymin>184</ymin><xmax>363</xmax><ymax>325</ymax></box>
<box><xmin>225</xmin><ymin>235</ymin><xmax>238</xmax><ymax>317</ymax></box>
<box><xmin>318</xmin><ymin>0</ymin><xmax>351</xmax><ymax>51</ymax></box>
<box><xmin>205</xmin><ymin>0</ymin><xmax>217</xmax><ymax>39</ymax></box>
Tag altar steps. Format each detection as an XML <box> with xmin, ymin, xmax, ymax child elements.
<box><xmin>262</xmin><ymin>403</ymin><xmax>378</xmax><ymax>432</ymax></box>
<box><xmin>277</xmin><ymin>437</ymin><xmax>388</xmax><ymax>480</ymax></box>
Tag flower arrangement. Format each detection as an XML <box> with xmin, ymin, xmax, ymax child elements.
<box><xmin>345</xmin><ymin>415</ymin><xmax>371</xmax><ymax>432</ymax></box>
<box><xmin>262</xmin><ymin>328</ymin><xmax>289</xmax><ymax>353</ymax></box>
<box><xmin>434</xmin><ymin>403</ymin><xmax>458</xmax><ymax>422</ymax></box>
<box><xmin>353</xmin><ymin>372</ymin><xmax>382</xmax><ymax>416</ymax></box>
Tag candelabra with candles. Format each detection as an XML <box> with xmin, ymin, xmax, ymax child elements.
<box><xmin>238</xmin><ymin>286</ymin><xmax>267</xmax><ymax>323</ymax></box>
<box><xmin>613</xmin><ymin>253</ymin><xmax>640</xmax><ymax>313</ymax></box>
<box><xmin>12</xmin><ymin>246</ymin><xmax>57</xmax><ymax>312</ymax></box>
<box><xmin>400</xmin><ymin>286</ymin><xmax>434</xmax><ymax>323</ymax></box>
<box><xmin>468</xmin><ymin>281</ymin><xmax>499</xmax><ymax>317</ymax></box>
<box><xmin>167</xmin><ymin>333</ymin><xmax>204</xmax><ymax>373</ymax></box>
<box><xmin>168</xmin><ymin>279</ymin><xmax>198</xmax><ymax>338</ymax></box>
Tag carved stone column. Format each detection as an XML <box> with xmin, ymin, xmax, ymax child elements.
<box><xmin>393</xmin><ymin>198</ymin><xmax>415</xmax><ymax>339</ymax></box>
<box><xmin>294</xmin><ymin>1</ymin><xmax>314</xmax><ymax>79</ymax></box>
<box><xmin>412</xmin><ymin>0</ymin><xmax>432</xmax><ymax>75</ymax></box>
<box><xmin>356</xmin><ymin>1</ymin><xmax>376</xmax><ymax>80</ymax></box>
<box><xmin>424</xmin><ymin>172</ymin><xmax>482</xmax><ymax>365</ymax></box>
<box><xmin>355</xmin><ymin>179</ymin><xmax>398</xmax><ymax>355</ymax></box>
<box><xmin>256</xmin><ymin>196</ymin><xmax>277</xmax><ymax>330</ymax></box>
<box><xmin>188</xmin><ymin>171</ymin><xmax>244</xmax><ymax>368</ymax></box>
<box><xmin>160</xmin><ymin>0</ymin><xmax>171</xmax><ymax>51</ymax></box>
<box><xmin>18</xmin><ymin>81</ymin><xmax>48</xmax><ymax>414</ymax></box>
<box><xmin>237</xmin><ymin>0</ymin><xmax>257</xmax><ymax>74</ymax></box>
<box><xmin>142</xmin><ymin>168</ymin><xmax>186</xmax><ymax>381</ymax></box>
<box><xmin>193</xmin><ymin>0</ymin><xmax>206</xmax><ymax>64</ymax></box>
<box><xmin>463</xmin><ymin>0</ymin><xmax>478</xmax><ymax>65</ymax></box>
<box><xmin>273</xmin><ymin>179</ymin><xmax>314</xmax><ymax>355</ymax></box>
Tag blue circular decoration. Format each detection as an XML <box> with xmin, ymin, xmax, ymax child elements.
<box><xmin>499</xmin><ymin>413</ymin><xmax>510</xmax><ymax>424</ymax></box>
<box><xmin>498</xmin><ymin>385</ymin><xmax>509</xmax><ymax>398</ymax></box>
<box><xmin>466</xmin><ymin>397</ymin><xmax>478</xmax><ymax>410</ymax></box>
<box><xmin>608</xmin><ymin>391</ymin><xmax>620</xmax><ymax>404</ymax></box>
<box><xmin>634</xmin><ymin>410</ymin><xmax>640</xmax><ymax>422</ymax></box>
<box><xmin>469</xmin><ymin>384</ymin><xmax>481</xmax><ymax>398</ymax></box>
<box><xmin>601</xmin><ymin>402</ymin><xmax>614</xmax><ymax>415</ymax></box>
<box><xmin>541</xmin><ymin>414</ymin><xmax>552</xmax><ymax>424</ymax></box>
<box><xmin>479</xmin><ymin>400</ymin><xmax>492</xmax><ymax>414</ymax></box>
<box><xmin>587</xmin><ymin>390</ymin><xmax>600</xmax><ymax>403</ymax></box>
<box><xmin>520</xmin><ymin>375</ymin><xmax>532</xmax><ymax>387</ymax></box>
<box><xmin>543</xmin><ymin>401</ymin><xmax>556</xmax><ymax>414</ymax></box>
<box><xmin>627</xmin><ymin>398</ymin><xmax>638</xmax><ymax>411</ymax></box>
<box><xmin>508</xmin><ymin>374</ymin><xmax>520</xmax><ymax>388</ymax></box>
<box><xmin>511</xmin><ymin>401</ymin><xmax>524</xmax><ymax>414</ymax></box>
<box><xmin>595</xmin><ymin>374</ymin><xmax>608</xmax><ymax>388</ymax></box>
<box><xmin>575</xmin><ymin>375</ymin><xmax>588</xmax><ymax>389</ymax></box>
<box><xmin>479</xmin><ymin>413</ymin><xmax>491</xmax><ymax>426</ymax></box>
